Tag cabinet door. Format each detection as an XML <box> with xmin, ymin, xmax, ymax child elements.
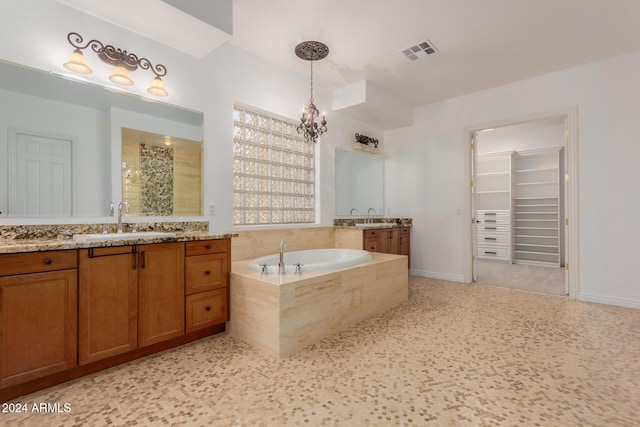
<box><xmin>78</xmin><ymin>247</ymin><xmax>138</xmax><ymax>365</ymax></box>
<box><xmin>398</xmin><ymin>228</ymin><xmax>410</xmax><ymax>257</ymax></box>
<box><xmin>138</xmin><ymin>243</ymin><xmax>185</xmax><ymax>347</ymax></box>
<box><xmin>379</xmin><ymin>229</ymin><xmax>400</xmax><ymax>254</ymax></box>
<box><xmin>0</xmin><ymin>270</ymin><xmax>77</xmax><ymax>387</ymax></box>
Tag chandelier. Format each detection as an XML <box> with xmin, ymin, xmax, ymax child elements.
<box><xmin>295</xmin><ymin>41</ymin><xmax>329</xmax><ymax>143</ymax></box>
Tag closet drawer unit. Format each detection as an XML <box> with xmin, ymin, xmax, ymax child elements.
<box><xmin>477</xmin><ymin>246</ymin><xmax>510</xmax><ymax>261</ymax></box>
<box><xmin>477</xmin><ymin>233</ymin><xmax>510</xmax><ymax>245</ymax></box>
<box><xmin>477</xmin><ymin>210</ymin><xmax>510</xmax><ymax>220</ymax></box>
<box><xmin>478</xmin><ymin>224</ymin><xmax>509</xmax><ymax>233</ymax></box>
<box><xmin>478</xmin><ymin>218</ymin><xmax>510</xmax><ymax>227</ymax></box>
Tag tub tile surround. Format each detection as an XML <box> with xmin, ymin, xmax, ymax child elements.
<box><xmin>230</xmin><ymin>252</ymin><xmax>408</xmax><ymax>358</ymax></box>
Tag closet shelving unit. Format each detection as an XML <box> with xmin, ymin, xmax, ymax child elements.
<box><xmin>475</xmin><ymin>151</ymin><xmax>514</xmax><ymax>262</ymax></box>
<box><xmin>513</xmin><ymin>147</ymin><xmax>564</xmax><ymax>267</ymax></box>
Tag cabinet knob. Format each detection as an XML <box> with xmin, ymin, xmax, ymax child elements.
<box><xmin>204</xmin><ymin>270</ymin><xmax>211</xmax><ymax>275</ymax></box>
<box><xmin>44</xmin><ymin>258</ymin><xmax>52</xmax><ymax>265</ymax></box>
<box><xmin>205</xmin><ymin>306</ymin><xmax>211</xmax><ymax>311</ymax></box>
<box><xmin>205</xmin><ymin>244</ymin><xmax>212</xmax><ymax>250</ymax></box>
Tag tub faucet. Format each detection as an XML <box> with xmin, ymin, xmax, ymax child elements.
<box><xmin>279</xmin><ymin>240</ymin><xmax>286</xmax><ymax>275</ymax></box>
<box><xmin>117</xmin><ymin>201</ymin><xmax>130</xmax><ymax>233</ymax></box>
<box><xmin>367</xmin><ymin>208</ymin><xmax>376</xmax><ymax>224</ymax></box>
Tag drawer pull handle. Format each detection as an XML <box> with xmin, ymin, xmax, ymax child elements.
<box><xmin>205</xmin><ymin>306</ymin><xmax>211</xmax><ymax>312</ymax></box>
<box><xmin>484</xmin><ymin>251</ymin><xmax>497</xmax><ymax>255</ymax></box>
<box><xmin>44</xmin><ymin>258</ymin><xmax>52</xmax><ymax>265</ymax></box>
<box><xmin>205</xmin><ymin>270</ymin><xmax>211</xmax><ymax>275</ymax></box>
<box><xmin>485</xmin><ymin>227</ymin><xmax>497</xmax><ymax>230</ymax></box>
<box><xmin>485</xmin><ymin>219</ymin><xmax>497</xmax><ymax>223</ymax></box>
<box><xmin>485</xmin><ymin>213</ymin><xmax>497</xmax><ymax>215</ymax></box>
<box><xmin>484</xmin><ymin>237</ymin><xmax>497</xmax><ymax>241</ymax></box>
<box><xmin>205</xmin><ymin>244</ymin><xmax>212</xmax><ymax>250</ymax></box>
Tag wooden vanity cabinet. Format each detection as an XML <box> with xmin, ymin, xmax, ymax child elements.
<box><xmin>184</xmin><ymin>239</ymin><xmax>230</xmax><ymax>333</ymax></box>
<box><xmin>361</xmin><ymin>227</ymin><xmax>411</xmax><ymax>267</ymax></box>
<box><xmin>138</xmin><ymin>242</ymin><xmax>185</xmax><ymax>347</ymax></box>
<box><xmin>78</xmin><ymin>246</ymin><xmax>138</xmax><ymax>365</ymax></box>
<box><xmin>0</xmin><ymin>250</ymin><xmax>77</xmax><ymax>388</ymax></box>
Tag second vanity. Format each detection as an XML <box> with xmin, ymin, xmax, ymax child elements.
<box><xmin>0</xmin><ymin>222</ymin><xmax>233</xmax><ymax>402</ymax></box>
<box><xmin>334</xmin><ymin>219</ymin><xmax>411</xmax><ymax>267</ymax></box>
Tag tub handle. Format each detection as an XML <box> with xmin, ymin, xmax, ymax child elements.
<box><xmin>294</xmin><ymin>263</ymin><xmax>303</xmax><ymax>275</ymax></box>
<box><xmin>260</xmin><ymin>263</ymin><xmax>269</xmax><ymax>274</ymax></box>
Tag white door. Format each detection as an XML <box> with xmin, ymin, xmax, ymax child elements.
<box><xmin>9</xmin><ymin>129</ymin><xmax>72</xmax><ymax>217</ymax></box>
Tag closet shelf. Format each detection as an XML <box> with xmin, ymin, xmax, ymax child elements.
<box><xmin>515</xmin><ymin>226</ymin><xmax>558</xmax><ymax>230</ymax></box>
<box><xmin>515</xmin><ymin>181</ymin><xmax>558</xmax><ymax>186</ymax></box>
<box><xmin>477</xmin><ymin>171</ymin><xmax>510</xmax><ymax>177</ymax></box>
<box><xmin>514</xmin><ymin>204</ymin><xmax>558</xmax><ymax>208</ymax></box>
<box><xmin>477</xmin><ymin>190</ymin><xmax>510</xmax><ymax>194</ymax></box>
<box><xmin>515</xmin><ymin>234</ymin><xmax>558</xmax><ymax>239</ymax></box>
<box><xmin>514</xmin><ymin>250</ymin><xmax>559</xmax><ymax>256</ymax></box>
<box><xmin>515</xmin><ymin>167</ymin><xmax>558</xmax><ymax>173</ymax></box>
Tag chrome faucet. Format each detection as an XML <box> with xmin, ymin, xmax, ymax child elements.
<box><xmin>350</xmin><ymin>208</ymin><xmax>358</xmax><ymax>216</ymax></box>
<box><xmin>367</xmin><ymin>208</ymin><xmax>376</xmax><ymax>224</ymax></box>
<box><xmin>278</xmin><ymin>240</ymin><xmax>286</xmax><ymax>275</ymax></box>
<box><xmin>117</xmin><ymin>201</ymin><xmax>130</xmax><ymax>233</ymax></box>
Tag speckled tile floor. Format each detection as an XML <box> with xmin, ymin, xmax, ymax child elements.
<box><xmin>4</xmin><ymin>276</ymin><xmax>640</xmax><ymax>426</ymax></box>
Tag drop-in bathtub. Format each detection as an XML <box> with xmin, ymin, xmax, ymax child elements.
<box><xmin>247</xmin><ymin>248</ymin><xmax>372</xmax><ymax>275</ymax></box>
<box><xmin>230</xmin><ymin>249</ymin><xmax>408</xmax><ymax>358</ymax></box>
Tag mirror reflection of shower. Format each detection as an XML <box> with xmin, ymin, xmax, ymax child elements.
<box><xmin>121</xmin><ymin>127</ymin><xmax>203</xmax><ymax>216</ymax></box>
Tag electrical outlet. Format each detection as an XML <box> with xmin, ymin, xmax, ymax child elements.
<box><xmin>209</xmin><ymin>204</ymin><xmax>216</xmax><ymax>216</ymax></box>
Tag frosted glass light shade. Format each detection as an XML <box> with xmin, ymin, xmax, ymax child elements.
<box><xmin>63</xmin><ymin>49</ymin><xmax>93</xmax><ymax>74</ymax></box>
<box><xmin>372</xmin><ymin>146</ymin><xmax>380</xmax><ymax>154</ymax></box>
<box><xmin>109</xmin><ymin>66</ymin><xmax>134</xmax><ymax>86</ymax></box>
<box><xmin>147</xmin><ymin>76</ymin><xmax>168</xmax><ymax>97</ymax></box>
<box><xmin>353</xmin><ymin>142</ymin><xmax>362</xmax><ymax>150</ymax></box>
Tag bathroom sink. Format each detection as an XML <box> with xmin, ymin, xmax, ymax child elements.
<box><xmin>72</xmin><ymin>231</ymin><xmax>177</xmax><ymax>242</ymax></box>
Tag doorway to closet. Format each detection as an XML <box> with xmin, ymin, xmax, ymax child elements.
<box><xmin>472</xmin><ymin>116</ymin><xmax>568</xmax><ymax>295</ymax></box>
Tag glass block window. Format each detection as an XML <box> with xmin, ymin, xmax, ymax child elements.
<box><xmin>233</xmin><ymin>104</ymin><xmax>315</xmax><ymax>225</ymax></box>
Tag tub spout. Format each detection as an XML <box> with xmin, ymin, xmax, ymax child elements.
<box><xmin>279</xmin><ymin>240</ymin><xmax>286</xmax><ymax>275</ymax></box>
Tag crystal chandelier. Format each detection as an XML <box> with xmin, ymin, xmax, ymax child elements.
<box><xmin>295</xmin><ymin>41</ymin><xmax>329</xmax><ymax>143</ymax></box>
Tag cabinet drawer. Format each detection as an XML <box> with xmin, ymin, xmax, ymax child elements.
<box><xmin>364</xmin><ymin>229</ymin><xmax>380</xmax><ymax>239</ymax></box>
<box><xmin>364</xmin><ymin>238</ymin><xmax>378</xmax><ymax>252</ymax></box>
<box><xmin>185</xmin><ymin>288</ymin><xmax>228</xmax><ymax>333</ymax></box>
<box><xmin>477</xmin><ymin>233</ymin><xmax>510</xmax><ymax>245</ymax></box>
<box><xmin>185</xmin><ymin>239</ymin><xmax>228</xmax><ymax>256</ymax></box>
<box><xmin>478</xmin><ymin>218</ymin><xmax>510</xmax><ymax>226</ymax></box>
<box><xmin>478</xmin><ymin>246</ymin><xmax>510</xmax><ymax>260</ymax></box>
<box><xmin>0</xmin><ymin>250</ymin><xmax>77</xmax><ymax>277</ymax></box>
<box><xmin>185</xmin><ymin>253</ymin><xmax>228</xmax><ymax>294</ymax></box>
<box><xmin>399</xmin><ymin>227</ymin><xmax>410</xmax><ymax>235</ymax></box>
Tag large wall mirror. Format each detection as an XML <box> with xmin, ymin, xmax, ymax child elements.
<box><xmin>0</xmin><ymin>59</ymin><xmax>204</xmax><ymax>219</ymax></box>
<box><xmin>335</xmin><ymin>148</ymin><xmax>383</xmax><ymax>216</ymax></box>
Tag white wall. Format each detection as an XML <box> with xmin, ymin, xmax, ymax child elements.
<box><xmin>385</xmin><ymin>49</ymin><xmax>640</xmax><ymax>308</ymax></box>
<box><xmin>476</xmin><ymin>123</ymin><xmax>565</xmax><ymax>154</ymax></box>
<box><xmin>0</xmin><ymin>0</ymin><xmax>382</xmax><ymax>230</ymax></box>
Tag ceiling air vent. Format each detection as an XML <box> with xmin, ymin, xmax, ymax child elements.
<box><xmin>401</xmin><ymin>40</ymin><xmax>438</xmax><ymax>61</ymax></box>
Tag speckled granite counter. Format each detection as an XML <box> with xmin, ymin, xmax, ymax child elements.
<box><xmin>333</xmin><ymin>217</ymin><xmax>412</xmax><ymax>229</ymax></box>
<box><xmin>0</xmin><ymin>221</ymin><xmax>237</xmax><ymax>254</ymax></box>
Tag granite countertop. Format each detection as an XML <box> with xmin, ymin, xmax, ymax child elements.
<box><xmin>333</xmin><ymin>218</ymin><xmax>413</xmax><ymax>230</ymax></box>
<box><xmin>0</xmin><ymin>232</ymin><xmax>238</xmax><ymax>255</ymax></box>
<box><xmin>0</xmin><ymin>221</ymin><xmax>236</xmax><ymax>255</ymax></box>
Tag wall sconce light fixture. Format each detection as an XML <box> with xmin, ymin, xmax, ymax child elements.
<box><xmin>63</xmin><ymin>32</ymin><xmax>169</xmax><ymax>97</ymax></box>
<box><xmin>353</xmin><ymin>133</ymin><xmax>380</xmax><ymax>154</ymax></box>
<box><xmin>295</xmin><ymin>41</ymin><xmax>329</xmax><ymax>144</ymax></box>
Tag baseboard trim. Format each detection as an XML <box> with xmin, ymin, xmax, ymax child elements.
<box><xmin>579</xmin><ymin>293</ymin><xmax>640</xmax><ymax>309</ymax></box>
<box><xmin>409</xmin><ymin>269</ymin><xmax>465</xmax><ymax>283</ymax></box>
